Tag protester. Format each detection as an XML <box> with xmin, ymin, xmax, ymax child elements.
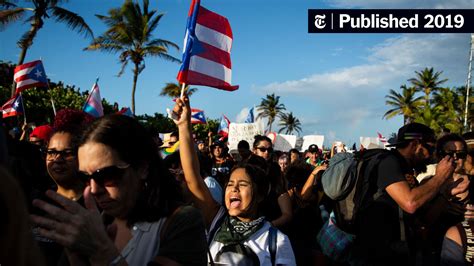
<box><xmin>210</xmin><ymin>139</ymin><xmax>234</xmax><ymax>186</ymax></box>
<box><xmin>31</xmin><ymin>114</ymin><xmax>207</xmax><ymax>265</ymax></box>
<box><xmin>173</xmin><ymin>95</ymin><xmax>296</xmax><ymax>265</ymax></box>
<box><xmin>288</xmin><ymin>148</ymin><xmax>301</xmax><ymax>164</ymax></box>
<box><xmin>237</xmin><ymin>139</ymin><xmax>252</xmax><ymax>162</ymax></box>
<box><xmin>29</xmin><ymin>124</ymin><xmax>53</xmax><ymax>147</ymax></box>
<box><xmin>306</xmin><ymin>144</ymin><xmax>323</xmax><ymax>167</ymax></box>
<box><xmin>278</xmin><ymin>153</ymin><xmax>290</xmax><ymax>174</ymax></box>
<box><xmin>350</xmin><ymin>123</ymin><xmax>466</xmax><ymax>265</ymax></box>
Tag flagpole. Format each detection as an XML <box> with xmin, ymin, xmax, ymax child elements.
<box><xmin>19</xmin><ymin>92</ymin><xmax>27</xmax><ymax>124</ymax></box>
<box><xmin>180</xmin><ymin>83</ymin><xmax>186</xmax><ymax>99</ymax></box>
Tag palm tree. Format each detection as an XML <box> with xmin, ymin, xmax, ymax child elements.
<box><xmin>278</xmin><ymin>112</ymin><xmax>302</xmax><ymax>135</ymax></box>
<box><xmin>383</xmin><ymin>85</ymin><xmax>423</xmax><ymax>124</ymax></box>
<box><xmin>1</xmin><ymin>0</ymin><xmax>93</xmax><ymax>96</ymax></box>
<box><xmin>256</xmin><ymin>93</ymin><xmax>286</xmax><ymax>132</ymax></box>
<box><xmin>408</xmin><ymin>67</ymin><xmax>448</xmax><ymax>108</ymax></box>
<box><xmin>84</xmin><ymin>0</ymin><xmax>180</xmax><ymax>114</ymax></box>
<box><xmin>159</xmin><ymin>82</ymin><xmax>197</xmax><ymax>99</ymax></box>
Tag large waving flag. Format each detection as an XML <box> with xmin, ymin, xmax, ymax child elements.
<box><xmin>191</xmin><ymin>108</ymin><xmax>207</xmax><ymax>124</ymax></box>
<box><xmin>2</xmin><ymin>94</ymin><xmax>23</xmax><ymax>118</ymax></box>
<box><xmin>83</xmin><ymin>80</ymin><xmax>104</xmax><ymax>118</ymax></box>
<box><xmin>218</xmin><ymin>114</ymin><xmax>231</xmax><ymax>137</ymax></box>
<box><xmin>177</xmin><ymin>0</ymin><xmax>239</xmax><ymax>91</ymax></box>
<box><xmin>245</xmin><ymin>107</ymin><xmax>254</xmax><ymax>123</ymax></box>
<box><xmin>14</xmin><ymin>60</ymin><xmax>49</xmax><ymax>94</ymax></box>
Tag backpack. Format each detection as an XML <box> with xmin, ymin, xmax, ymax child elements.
<box><xmin>207</xmin><ymin>215</ymin><xmax>278</xmax><ymax>266</ymax></box>
<box><xmin>321</xmin><ymin>148</ymin><xmax>392</xmax><ymax>233</ymax></box>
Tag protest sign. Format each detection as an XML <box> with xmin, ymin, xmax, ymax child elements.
<box><xmin>301</xmin><ymin>135</ymin><xmax>324</xmax><ymax>152</ymax></box>
<box><xmin>228</xmin><ymin>122</ymin><xmax>264</xmax><ymax>150</ymax></box>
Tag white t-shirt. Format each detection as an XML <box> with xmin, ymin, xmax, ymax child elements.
<box><xmin>208</xmin><ymin>207</ymin><xmax>296</xmax><ymax>265</ymax></box>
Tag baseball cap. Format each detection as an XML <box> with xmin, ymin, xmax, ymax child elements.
<box><xmin>30</xmin><ymin>125</ymin><xmax>53</xmax><ymax>142</ymax></box>
<box><xmin>387</xmin><ymin>123</ymin><xmax>435</xmax><ymax>147</ymax></box>
<box><xmin>308</xmin><ymin>144</ymin><xmax>319</xmax><ymax>153</ymax></box>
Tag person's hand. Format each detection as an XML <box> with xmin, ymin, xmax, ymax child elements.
<box><xmin>171</xmin><ymin>96</ymin><xmax>191</xmax><ymax>128</ymax></box>
<box><xmin>30</xmin><ymin>187</ymin><xmax>119</xmax><ymax>263</ymax></box>
<box><xmin>435</xmin><ymin>156</ymin><xmax>455</xmax><ymax>182</ymax></box>
<box><xmin>451</xmin><ymin>173</ymin><xmax>470</xmax><ymax>198</ymax></box>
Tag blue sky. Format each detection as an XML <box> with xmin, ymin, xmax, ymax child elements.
<box><xmin>1</xmin><ymin>0</ymin><xmax>472</xmax><ymax>147</ymax></box>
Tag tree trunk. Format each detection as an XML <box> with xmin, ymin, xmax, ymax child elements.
<box><xmin>268</xmin><ymin>117</ymin><xmax>273</xmax><ymax>133</ymax></box>
<box><xmin>131</xmin><ymin>64</ymin><xmax>139</xmax><ymax>114</ymax></box>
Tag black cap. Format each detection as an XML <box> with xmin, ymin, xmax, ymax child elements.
<box><xmin>308</xmin><ymin>144</ymin><xmax>319</xmax><ymax>153</ymax></box>
<box><xmin>387</xmin><ymin>123</ymin><xmax>435</xmax><ymax>147</ymax></box>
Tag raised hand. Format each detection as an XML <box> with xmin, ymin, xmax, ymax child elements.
<box><xmin>30</xmin><ymin>187</ymin><xmax>119</xmax><ymax>263</ymax></box>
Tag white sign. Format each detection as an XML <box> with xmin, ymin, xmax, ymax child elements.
<box><xmin>271</xmin><ymin>134</ymin><xmax>297</xmax><ymax>152</ymax></box>
<box><xmin>228</xmin><ymin>122</ymin><xmax>264</xmax><ymax>151</ymax></box>
<box><xmin>360</xmin><ymin>137</ymin><xmax>384</xmax><ymax>149</ymax></box>
<box><xmin>301</xmin><ymin>135</ymin><xmax>324</xmax><ymax>152</ymax></box>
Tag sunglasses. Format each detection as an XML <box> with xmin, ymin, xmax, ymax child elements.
<box><xmin>440</xmin><ymin>150</ymin><xmax>467</xmax><ymax>160</ymax></box>
<box><xmin>45</xmin><ymin>149</ymin><xmax>76</xmax><ymax>161</ymax></box>
<box><xmin>256</xmin><ymin>147</ymin><xmax>273</xmax><ymax>153</ymax></box>
<box><xmin>79</xmin><ymin>165</ymin><xmax>130</xmax><ymax>187</ymax></box>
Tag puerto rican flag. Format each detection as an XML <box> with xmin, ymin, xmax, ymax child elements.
<box><xmin>1</xmin><ymin>94</ymin><xmax>24</xmax><ymax>118</ymax></box>
<box><xmin>218</xmin><ymin>114</ymin><xmax>230</xmax><ymax>137</ymax></box>
<box><xmin>191</xmin><ymin>108</ymin><xmax>207</xmax><ymax>124</ymax></box>
<box><xmin>177</xmin><ymin>0</ymin><xmax>239</xmax><ymax>91</ymax></box>
<box><xmin>117</xmin><ymin>107</ymin><xmax>134</xmax><ymax>117</ymax></box>
<box><xmin>14</xmin><ymin>60</ymin><xmax>49</xmax><ymax>94</ymax></box>
<box><xmin>377</xmin><ymin>132</ymin><xmax>388</xmax><ymax>146</ymax></box>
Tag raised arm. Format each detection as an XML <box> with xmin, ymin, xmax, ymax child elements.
<box><xmin>386</xmin><ymin>156</ymin><xmax>455</xmax><ymax>214</ymax></box>
<box><xmin>173</xmin><ymin>96</ymin><xmax>220</xmax><ymax>227</ymax></box>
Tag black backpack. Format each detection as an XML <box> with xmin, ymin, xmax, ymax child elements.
<box><xmin>321</xmin><ymin>149</ymin><xmax>392</xmax><ymax>233</ymax></box>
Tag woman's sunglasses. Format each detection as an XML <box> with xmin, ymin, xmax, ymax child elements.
<box><xmin>439</xmin><ymin>150</ymin><xmax>467</xmax><ymax>160</ymax></box>
<box><xmin>79</xmin><ymin>165</ymin><xmax>130</xmax><ymax>187</ymax></box>
<box><xmin>256</xmin><ymin>147</ymin><xmax>273</xmax><ymax>153</ymax></box>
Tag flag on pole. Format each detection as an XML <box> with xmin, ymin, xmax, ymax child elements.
<box><xmin>245</xmin><ymin>107</ymin><xmax>254</xmax><ymax>123</ymax></box>
<box><xmin>191</xmin><ymin>108</ymin><xmax>207</xmax><ymax>124</ymax></box>
<box><xmin>177</xmin><ymin>0</ymin><xmax>239</xmax><ymax>91</ymax></box>
<box><xmin>83</xmin><ymin>80</ymin><xmax>104</xmax><ymax>118</ymax></box>
<box><xmin>218</xmin><ymin>114</ymin><xmax>230</xmax><ymax>137</ymax></box>
<box><xmin>14</xmin><ymin>60</ymin><xmax>48</xmax><ymax>94</ymax></box>
<box><xmin>1</xmin><ymin>94</ymin><xmax>23</xmax><ymax>118</ymax></box>
<box><xmin>117</xmin><ymin>107</ymin><xmax>134</xmax><ymax>117</ymax></box>
<box><xmin>377</xmin><ymin>132</ymin><xmax>388</xmax><ymax>146</ymax></box>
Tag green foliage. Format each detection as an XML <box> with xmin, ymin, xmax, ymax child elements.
<box><xmin>384</xmin><ymin>67</ymin><xmax>474</xmax><ymax>134</ymax></box>
<box><xmin>192</xmin><ymin>118</ymin><xmax>219</xmax><ymax>141</ymax></box>
<box><xmin>257</xmin><ymin>93</ymin><xmax>286</xmax><ymax>132</ymax></box>
<box><xmin>278</xmin><ymin>112</ymin><xmax>302</xmax><ymax>135</ymax></box>
<box><xmin>136</xmin><ymin>112</ymin><xmax>176</xmax><ymax>135</ymax></box>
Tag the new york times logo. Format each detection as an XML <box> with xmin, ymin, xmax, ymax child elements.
<box><xmin>308</xmin><ymin>9</ymin><xmax>474</xmax><ymax>33</ymax></box>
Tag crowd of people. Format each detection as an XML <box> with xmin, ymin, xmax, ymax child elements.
<box><xmin>2</xmin><ymin>95</ymin><xmax>474</xmax><ymax>266</ymax></box>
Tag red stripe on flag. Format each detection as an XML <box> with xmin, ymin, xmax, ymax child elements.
<box><xmin>14</xmin><ymin>60</ymin><xmax>42</xmax><ymax>72</ymax></box>
<box><xmin>16</xmin><ymin>82</ymin><xmax>47</xmax><ymax>93</ymax></box>
<box><xmin>199</xmin><ymin>43</ymin><xmax>232</xmax><ymax>68</ymax></box>
<box><xmin>15</xmin><ymin>75</ymin><xmax>32</xmax><ymax>82</ymax></box>
<box><xmin>197</xmin><ymin>6</ymin><xmax>233</xmax><ymax>38</ymax></box>
<box><xmin>181</xmin><ymin>70</ymin><xmax>238</xmax><ymax>91</ymax></box>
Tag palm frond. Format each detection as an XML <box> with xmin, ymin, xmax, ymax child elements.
<box><xmin>146</xmin><ymin>38</ymin><xmax>179</xmax><ymax>50</ymax></box>
<box><xmin>0</xmin><ymin>7</ymin><xmax>26</xmax><ymax>30</ymax></box>
<box><xmin>51</xmin><ymin>6</ymin><xmax>93</xmax><ymax>38</ymax></box>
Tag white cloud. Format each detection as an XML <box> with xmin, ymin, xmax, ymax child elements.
<box><xmin>235</xmin><ymin>107</ymin><xmax>249</xmax><ymax>123</ymax></box>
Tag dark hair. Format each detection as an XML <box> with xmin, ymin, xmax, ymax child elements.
<box><xmin>80</xmin><ymin>115</ymin><xmax>182</xmax><ymax>225</ymax></box>
<box><xmin>285</xmin><ymin>160</ymin><xmax>313</xmax><ymax>190</ymax></box>
<box><xmin>252</xmin><ymin>135</ymin><xmax>272</xmax><ymax>149</ymax></box>
<box><xmin>289</xmin><ymin>148</ymin><xmax>299</xmax><ymax>155</ymax></box>
<box><xmin>237</xmin><ymin>140</ymin><xmax>250</xmax><ymax>150</ymax></box>
<box><xmin>436</xmin><ymin>133</ymin><xmax>467</xmax><ymax>159</ymax></box>
<box><xmin>229</xmin><ymin>156</ymin><xmax>270</xmax><ymax>214</ymax></box>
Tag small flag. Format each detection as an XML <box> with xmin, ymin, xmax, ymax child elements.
<box><xmin>14</xmin><ymin>60</ymin><xmax>49</xmax><ymax>94</ymax></box>
<box><xmin>377</xmin><ymin>132</ymin><xmax>387</xmax><ymax>145</ymax></box>
<box><xmin>245</xmin><ymin>107</ymin><xmax>254</xmax><ymax>123</ymax></box>
<box><xmin>83</xmin><ymin>80</ymin><xmax>104</xmax><ymax>118</ymax></box>
<box><xmin>118</xmin><ymin>107</ymin><xmax>133</xmax><ymax>117</ymax></box>
<box><xmin>218</xmin><ymin>114</ymin><xmax>230</xmax><ymax>137</ymax></box>
<box><xmin>160</xmin><ymin>141</ymin><xmax>180</xmax><ymax>159</ymax></box>
<box><xmin>177</xmin><ymin>0</ymin><xmax>239</xmax><ymax>91</ymax></box>
<box><xmin>2</xmin><ymin>94</ymin><xmax>23</xmax><ymax>118</ymax></box>
<box><xmin>191</xmin><ymin>108</ymin><xmax>207</xmax><ymax>124</ymax></box>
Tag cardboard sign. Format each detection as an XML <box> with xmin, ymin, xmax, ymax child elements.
<box><xmin>228</xmin><ymin>122</ymin><xmax>264</xmax><ymax>151</ymax></box>
<box><xmin>360</xmin><ymin>137</ymin><xmax>384</xmax><ymax>149</ymax></box>
<box><xmin>272</xmin><ymin>134</ymin><xmax>297</xmax><ymax>152</ymax></box>
<box><xmin>301</xmin><ymin>135</ymin><xmax>324</xmax><ymax>152</ymax></box>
